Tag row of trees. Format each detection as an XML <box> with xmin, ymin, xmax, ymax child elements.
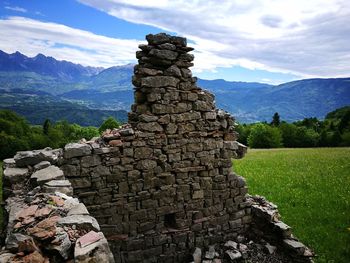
<box><xmin>1</xmin><ymin>106</ymin><xmax>349</xmax><ymax>159</ymax></box>
<box><xmin>0</xmin><ymin>110</ymin><xmax>120</xmax><ymax>160</ymax></box>
<box><xmin>237</xmin><ymin>107</ymin><xmax>350</xmax><ymax>148</ymax></box>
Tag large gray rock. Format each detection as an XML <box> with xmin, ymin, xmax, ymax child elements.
<box><xmin>149</xmin><ymin>49</ymin><xmax>178</xmax><ymax>60</ymax></box>
<box><xmin>64</xmin><ymin>143</ymin><xmax>91</xmax><ymax>159</ymax></box>
<box><xmin>31</xmin><ymin>166</ymin><xmax>64</xmax><ymax>185</ymax></box>
<box><xmin>58</xmin><ymin>215</ymin><xmax>100</xmax><ymax>232</ymax></box>
<box><xmin>14</xmin><ymin>148</ymin><xmax>61</xmax><ymax>167</ymax></box>
<box><xmin>75</xmin><ymin>231</ymin><xmax>115</xmax><ymax>263</ymax></box>
<box><xmin>3</xmin><ymin>167</ymin><xmax>28</xmax><ymax>184</ymax></box>
<box><xmin>68</xmin><ymin>203</ymin><xmax>90</xmax><ymax>216</ymax></box>
<box><xmin>42</xmin><ymin>180</ymin><xmax>73</xmax><ymax>195</ymax></box>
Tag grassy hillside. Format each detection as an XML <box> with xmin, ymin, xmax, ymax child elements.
<box><xmin>233</xmin><ymin>148</ymin><xmax>350</xmax><ymax>263</ymax></box>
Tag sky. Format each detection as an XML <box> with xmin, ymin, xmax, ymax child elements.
<box><xmin>0</xmin><ymin>0</ymin><xmax>349</xmax><ymax>84</ymax></box>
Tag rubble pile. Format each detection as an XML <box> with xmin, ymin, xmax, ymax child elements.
<box><xmin>1</xmin><ymin>149</ymin><xmax>114</xmax><ymax>263</ymax></box>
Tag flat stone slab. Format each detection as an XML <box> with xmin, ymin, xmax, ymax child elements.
<box><xmin>58</xmin><ymin>215</ymin><xmax>100</xmax><ymax>232</ymax></box>
<box><xmin>42</xmin><ymin>180</ymin><xmax>73</xmax><ymax>195</ymax></box>
<box><xmin>31</xmin><ymin>166</ymin><xmax>64</xmax><ymax>185</ymax></box>
<box><xmin>14</xmin><ymin>148</ymin><xmax>61</xmax><ymax>167</ymax></box>
<box><xmin>64</xmin><ymin>143</ymin><xmax>91</xmax><ymax>158</ymax></box>
<box><xmin>3</xmin><ymin>168</ymin><xmax>28</xmax><ymax>184</ymax></box>
<box><xmin>67</xmin><ymin>203</ymin><xmax>89</xmax><ymax>216</ymax></box>
<box><xmin>44</xmin><ymin>180</ymin><xmax>71</xmax><ymax>187</ymax></box>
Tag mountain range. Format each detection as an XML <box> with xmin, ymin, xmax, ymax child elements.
<box><xmin>0</xmin><ymin>50</ymin><xmax>349</xmax><ymax>125</ymax></box>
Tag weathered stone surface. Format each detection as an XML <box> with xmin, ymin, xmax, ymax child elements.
<box><xmin>27</xmin><ymin>216</ymin><xmax>60</xmax><ymax>240</ymax></box>
<box><xmin>33</xmin><ymin>161</ymin><xmax>51</xmax><ymax>171</ymax></box>
<box><xmin>64</xmin><ymin>143</ymin><xmax>91</xmax><ymax>158</ymax></box>
<box><xmin>3</xmin><ymin>167</ymin><xmax>28</xmax><ymax>184</ymax></box>
<box><xmin>149</xmin><ymin>49</ymin><xmax>178</xmax><ymax>60</ymax></box>
<box><xmin>68</xmin><ymin>203</ymin><xmax>90</xmax><ymax>216</ymax></box>
<box><xmin>42</xmin><ymin>180</ymin><xmax>73</xmax><ymax>195</ymax></box>
<box><xmin>58</xmin><ymin>215</ymin><xmax>100</xmax><ymax>232</ymax></box>
<box><xmin>31</xmin><ymin>166</ymin><xmax>64</xmax><ymax>185</ymax></box>
<box><xmin>141</xmin><ymin>76</ymin><xmax>180</xmax><ymax>88</ymax></box>
<box><xmin>48</xmin><ymin>229</ymin><xmax>71</xmax><ymax>259</ymax></box>
<box><xmin>75</xmin><ymin>232</ymin><xmax>115</xmax><ymax>263</ymax></box>
<box><xmin>14</xmin><ymin>148</ymin><xmax>61</xmax><ymax>167</ymax></box>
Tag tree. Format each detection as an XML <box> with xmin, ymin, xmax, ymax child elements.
<box><xmin>43</xmin><ymin>119</ymin><xmax>51</xmax><ymax>135</ymax></box>
<box><xmin>248</xmin><ymin>123</ymin><xmax>283</xmax><ymax>148</ymax></box>
<box><xmin>99</xmin><ymin>117</ymin><xmax>120</xmax><ymax>133</ymax></box>
<box><xmin>279</xmin><ymin>122</ymin><xmax>298</xmax><ymax>147</ymax></box>
<box><xmin>271</xmin><ymin>112</ymin><xmax>280</xmax><ymax>126</ymax></box>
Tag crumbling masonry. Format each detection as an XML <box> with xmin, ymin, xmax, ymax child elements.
<box><xmin>1</xmin><ymin>33</ymin><xmax>314</xmax><ymax>263</ymax></box>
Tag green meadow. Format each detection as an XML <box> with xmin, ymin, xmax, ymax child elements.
<box><xmin>234</xmin><ymin>148</ymin><xmax>350</xmax><ymax>263</ymax></box>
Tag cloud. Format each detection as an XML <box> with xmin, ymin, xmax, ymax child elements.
<box><xmin>78</xmin><ymin>0</ymin><xmax>350</xmax><ymax>78</ymax></box>
<box><xmin>0</xmin><ymin>16</ymin><xmax>142</xmax><ymax>67</ymax></box>
<box><xmin>4</xmin><ymin>6</ymin><xmax>27</xmax><ymax>13</ymax></box>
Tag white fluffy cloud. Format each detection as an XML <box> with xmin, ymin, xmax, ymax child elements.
<box><xmin>78</xmin><ymin>0</ymin><xmax>350</xmax><ymax>78</ymax></box>
<box><xmin>0</xmin><ymin>16</ymin><xmax>141</xmax><ymax>67</ymax></box>
<box><xmin>4</xmin><ymin>6</ymin><xmax>27</xmax><ymax>13</ymax></box>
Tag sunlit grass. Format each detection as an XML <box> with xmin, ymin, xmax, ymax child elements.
<box><xmin>233</xmin><ymin>148</ymin><xmax>350</xmax><ymax>263</ymax></box>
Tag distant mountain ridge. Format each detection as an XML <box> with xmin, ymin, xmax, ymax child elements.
<box><xmin>0</xmin><ymin>50</ymin><xmax>103</xmax><ymax>81</ymax></box>
<box><xmin>0</xmin><ymin>50</ymin><xmax>349</xmax><ymax>124</ymax></box>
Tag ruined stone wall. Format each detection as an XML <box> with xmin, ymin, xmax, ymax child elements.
<box><xmin>1</xmin><ymin>149</ymin><xmax>115</xmax><ymax>262</ymax></box>
<box><xmin>1</xmin><ymin>33</ymin><xmax>314</xmax><ymax>263</ymax></box>
<box><xmin>59</xmin><ymin>33</ymin><xmax>250</xmax><ymax>262</ymax></box>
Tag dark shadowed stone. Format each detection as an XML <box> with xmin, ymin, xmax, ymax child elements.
<box><xmin>141</xmin><ymin>76</ymin><xmax>180</xmax><ymax>88</ymax></box>
<box><xmin>137</xmin><ymin>122</ymin><xmax>163</xmax><ymax>132</ymax></box>
<box><xmin>137</xmin><ymin>160</ymin><xmax>157</xmax><ymax>170</ymax></box>
<box><xmin>164</xmin><ymin>65</ymin><xmax>182</xmax><ymax>77</ymax></box>
<box><xmin>149</xmin><ymin>49</ymin><xmax>178</xmax><ymax>60</ymax></box>
<box><xmin>171</xmin><ymin>36</ymin><xmax>187</xmax><ymax>46</ymax></box>
<box><xmin>64</xmin><ymin>143</ymin><xmax>91</xmax><ymax>158</ymax></box>
<box><xmin>146</xmin><ymin>33</ymin><xmax>171</xmax><ymax>45</ymax></box>
<box><xmin>158</xmin><ymin>43</ymin><xmax>176</xmax><ymax>50</ymax></box>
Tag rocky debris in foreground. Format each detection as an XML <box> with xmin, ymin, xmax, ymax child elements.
<box><xmin>1</xmin><ymin>149</ymin><xmax>115</xmax><ymax>263</ymax></box>
<box><xmin>192</xmin><ymin>235</ymin><xmax>299</xmax><ymax>263</ymax></box>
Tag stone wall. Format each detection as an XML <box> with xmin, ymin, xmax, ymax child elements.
<box><xmin>58</xmin><ymin>33</ymin><xmax>250</xmax><ymax>262</ymax></box>
<box><xmin>1</xmin><ymin>33</ymin><xmax>314</xmax><ymax>263</ymax></box>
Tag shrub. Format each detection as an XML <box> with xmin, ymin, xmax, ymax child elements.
<box><xmin>248</xmin><ymin>123</ymin><xmax>283</xmax><ymax>148</ymax></box>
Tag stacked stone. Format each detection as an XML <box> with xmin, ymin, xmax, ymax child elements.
<box><xmin>1</xmin><ymin>150</ymin><xmax>115</xmax><ymax>263</ymax></box>
<box><xmin>57</xmin><ymin>33</ymin><xmax>250</xmax><ymax>262</ymax></box>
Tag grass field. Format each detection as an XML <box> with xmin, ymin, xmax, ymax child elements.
<box><xmin>233</xmin><ymin>148</ymin><xmax>350</xmax><ymax>263</ymax></box>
